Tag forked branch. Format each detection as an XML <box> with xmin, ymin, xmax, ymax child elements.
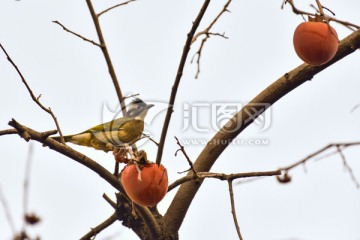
<box><xmin>278</xmin><ymin>142</ymin><xmax>360</xmax><ymax>188</ymax></box>
<box><xmin>86</xmin><ymin>0</ymin><xmax>127</xmax><ymax>114</ymax></box>
<box><xmin>282</xmin><ymin>0</ymin><xmax>360</xmax><ymax>31</ymax></box>
<box><xmin>191</xmin><ymin>0</ymin><xmax>232</xmax><ymax>79</ymax></box>
<box><xmin>156</xmin><ymin>0</ymin><xmax>211</xmax><ymax>165</ymax></box>
<box><xmin>0</xmin><ymin>44</ymin><xmax>64</xmax><ymax>143</ymax></box>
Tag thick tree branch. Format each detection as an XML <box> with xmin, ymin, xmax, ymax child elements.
<box><xmin>7</xmin><ymin>119</ymin><xmax>160</xmax><ymax>238</ymax></box>
<box><xmin>156</xmin><ymin>0</ymin><xmax>211</xmax><ymax>165</ymax></box>
<box><xmin>0</xmin><ymin>128</ymin><xmax>18</xmax><ymax>136</ymax></box>
<box><xmin>9</xmin><ymin>119</ymin><xmax>121</xmax><ymax>190</ymax></box>
<box><xmin>164</xmin><ymin>28</ymin><xmax>360</xmax><ymax>233</ymax></box>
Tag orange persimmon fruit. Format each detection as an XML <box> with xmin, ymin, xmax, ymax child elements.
<box><xmin>121</xmin><ymin>163</ymin><xmax>168</xmax><ymax>207</ymax></box>
<box><xmin>293</xmin><ymin>20</ymin><xmax>338</xmax><ymax>66</ymax></box>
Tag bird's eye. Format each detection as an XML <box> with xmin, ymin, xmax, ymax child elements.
<box><xmin>137</xmin><ymin>105</ymin><xmax>142</xmax><ymax>109</ymax></box>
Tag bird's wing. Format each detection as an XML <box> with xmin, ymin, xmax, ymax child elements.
<box><xmin>82</xmin><ymin>117</ymin><xmax>131</xmax><ymax>134</ymax></box>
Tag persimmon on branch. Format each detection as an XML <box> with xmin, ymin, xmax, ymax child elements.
<box><xmin>6</xmin><ymin>119</ymin><xmax>161</xmax><ymax>239</ymax></box>
<box><xmin>163</xmin><ymin>27</ymin><xmax>360</xmax><ymax>234</ymax></box>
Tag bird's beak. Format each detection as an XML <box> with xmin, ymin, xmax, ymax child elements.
<box><xmin>146</xmin><ymin>104</ymin><xmax>155</xmax><ymax>109</ymax></box>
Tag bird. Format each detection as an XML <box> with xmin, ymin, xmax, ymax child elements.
<box><xmin>52</xmin><ymin>98</ymin><xmax>154</xmax><ymax>152</ymax></box>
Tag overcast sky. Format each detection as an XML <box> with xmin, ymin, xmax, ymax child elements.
<box><xmin>1</xmin><ymin>0</ymin><xmax>360</xmax><ymax>239</ymax></box>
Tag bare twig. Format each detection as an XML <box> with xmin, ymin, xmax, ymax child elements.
<box><xmin>141</xmin><ymin>133</ymin><xmax>159</xmax><ymax>147</ymax></box>
<box><xmin>0</xmin><ymin>128</ymin><xmax>18</xmax><ymax>136</ymax></box>
<box><xmin>80</xmin><ymin>212</ymin><xmax>118</xmax><ymax>240</ymax></box>
<box><xmin>103</xmin><ymin>193</ymin><xmax>117</xmax><ymax>209</ymax></box>
<box><xmin>175</xmin><ymin>136</ymin><xmax>197</xmax><ymax>175</ymax></box>
<box><xmin>97</xmin><ymin>0</ymin><xmax>137</xmax><ymax>17</ymax></box>
<box><xmin>314</xmin><ymin>0</ymin><xmax>326</xmax><ymax>19</ymax></box>
<box><xmin>313</xmin><ymin>0</ymin><xmax>339</xmax><ymax>42</ymax></box>
<box><xmin>336</xmin><ymin>146</ymin><xmax>360</xmax><ymax>188</ymax></box>
<box><xmin>191</xmin><ymin>0</ymin><xmax>232</xmax><ymax>79</ymax></box>
<box><xmin>113</xmin><ymin>161</ymin><xmax>120</xmax><ymax>176</ymax></box>
<box><xmin>278</xmin><ymin>142</ymin><xmax>360</xmax><ymax>188</ymax></box>
<box><xmin>0</xmin><ymin>186</ymin><xmax>16</xmax><ymax>234</ymax></box>
<box><xmin>0</xmin><ymin>44</ymin><xmax>64</xmax><ymax>143</ymax></box>
<box><xmin>52</xmin><ymin>20</ymin><xmax>102</xmax><ymax>47</ymax></box>
<box><xmin>22</xmin><ymin>143</ymin><xmax>34</xmax><ymax>232</ymax></box>
<box><xmin>227</xmin><ymin>180</ymin><xmax>243</xmax><ymax>240</ymax></box>
<box><xmin>280</xmin><ymin>142</ymin><xmax>360</xmax><ymax>171</ymax></box>
<box><xmin>282</xmin><ymin>0</ymin><xmax>360</xmax><ymax>30</ymax></box>
<box><xmin>192</xmin><ymin>0</ymin><xmax>232</xmax><ymax>43</ymax></box>
<box><xmin>156</xmin><ymin>0</ymin><xmax>211</xmax><ymax>165</ymax></box>
<box><xmin>168</xmin><ymin>170</ymin><xmax>281</xmax><ymax>192</ymax></box>
<box><xmin>86</xmin><ymin>0</ymin><xmax>127</xmax><ymax>115</ymax></box>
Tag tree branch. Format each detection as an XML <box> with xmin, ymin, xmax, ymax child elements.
<box><xmin>97</xmin><ymin>0</ymin><xmax>137</xmax><ymax>17</ymax></box>
<box><xmin>228</xmin><ymin>180</ymin><xmax>243</xmax><ymax>240</ymax></box>
<box><xmin>282</xmin><ymin>0</ymin><xmax>360</xmax><ymax>31</ymax></box>
<box><xmin>156</xmin><ymin>0</ymin><xmax>211</xmax><ymax>166</ymax></box>
<box><xmin>191</xmin><ymin>0</ymin><xmax>231</xmax><ymax>78</ymax></box>
<box><xmin>175</xmin><ymin>136</ymin><xmax>197</xmax><ymax>175</ymax></box>
<box><xmin>9</xmin><ymin>118</ymin><xmax>122</xmax><ymax>190</ymax></box>
<box><xmin>86</xmin><ymin>0</ymin><xmax>127</xmax><ymax>114</ymax></box>
<box><xmin>0</xmin><ymin>186</ymin><xmax>16</xmax><ymax>234</ymax></box>
<box><xmin>168</xmin><ymin>170</ymin><xmax>281</xmax><ymax>192</ymax></box>
<box><xmin>192</xmin><ymin>0</ymin><xmax>231</xmax><ymax>43</ymax></box>
<box><xmin>22</xmin><ymin>143</ymin><xmax>34</xmax><ymax>233</ymax></box>
<box><xmin>52</xmin><ymin>20</ymin><xmax>102</xmax><ymax>47</ymax></box>
<box><xmin>80</xmin><ymin>212</ymin><xmax>118</xmax><ymax>240</ymax></box>
<box><xmin>163</xmin><ymin>27</ymin><xmax>360</xmax><ymax>233</ymax></box>
<box><xmin>0</xmin><ymin>43</ymin><xmax>64</xmax><ymax>143</ymax></box>
<box><xmin>277</xmin><ymin>141</ymin><xmax>360</xmax><ymax>188</ymax></box>
<box><xmin>0</xmin><ymin>128</ymin><xmax>18</xmax><ymax>136</ymax></box>
<box><xmin>7</xmin><ymin>119</ymin><xmax>160</xmax><ymax>237</ymax></box>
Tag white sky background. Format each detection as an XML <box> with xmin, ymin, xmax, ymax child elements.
<box><xmin>1</xmin><ymin>0</ymin><xmax>360</xmax><ymax>239</ymax></box>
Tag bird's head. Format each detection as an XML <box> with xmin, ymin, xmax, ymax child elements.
<box><xmin>126</xmin><ymin>98</ymin><xmax>154</xmax><ymax>120</ymax></box>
